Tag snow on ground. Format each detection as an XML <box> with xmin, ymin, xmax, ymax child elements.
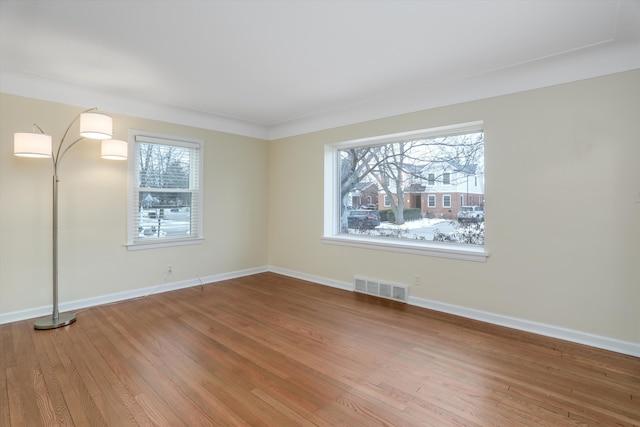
<box><xmin>376</xmin><ymin>218</ymin><xmax>449</xmax><ymax>230</ymax></box>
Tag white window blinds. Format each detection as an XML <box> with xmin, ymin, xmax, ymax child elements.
<box><xmin>128</xmin><ymin>131</ymin><xmax>203</xmax><ymax>248</ymax></box>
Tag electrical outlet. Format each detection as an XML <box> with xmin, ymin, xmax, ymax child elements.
<box><xmin>414</xmin><ymin>275</ymin><xmax>421</xmax><ymax>286</ymax></box>
<box><xmin>168</xmin><ymin>265</ymin><xmax>172</xmax><ymax>273</ymax></box>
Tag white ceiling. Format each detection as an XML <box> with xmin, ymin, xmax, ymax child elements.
<box><xmin>1</xmin><ymin>0</ymin><xmax>639</xmax><ymax>140</ymax></box>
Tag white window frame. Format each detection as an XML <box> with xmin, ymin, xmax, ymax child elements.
<box><xmin>127</xmin><ymin>130</ymin><xmax>204</xmax><ymax>250</ymax></box>
<box><xmin>323</xmin><ymin>121</ymin><xmax>488</xmax><ymax>262</ymax></box>
<box><xmin>383</xmin><ymin>195</ymin><xmax>391</xmax><ymax>207</ymax></box>
<box><xmin>427</xmin><ymin>194</ymin><xmax>436</xmax><ymax>208</ymax></box>
<box><xmin>443</xmin><ymin>194</ymin><xmax>452</xmax><ymax>208</ymax></box>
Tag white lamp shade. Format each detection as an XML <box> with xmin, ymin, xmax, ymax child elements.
<box><xmin>101</xmin><ymin>139</ymin><xmax>128</xmax><ymax>160</ymax></box>
<box><xmin>14</xmin><ymin>133</ymin><xmax>52</xmax><ymax>158</ymax></box>
<box><xmin>80</xmin><ymin>112</ymin><xmax>112</xmax><ymax>140</ymax></box>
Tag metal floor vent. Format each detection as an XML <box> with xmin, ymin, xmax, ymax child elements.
<box><xmin>354</xmin><ymin>276</ymin><xmax>409</xmax><ymax>303</ymax></box>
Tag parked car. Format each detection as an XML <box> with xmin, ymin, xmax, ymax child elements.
<box><xmin>348</xmin><ymin>210</ymin><xmax>380</xmax><ymax>229</ymax></box>
<box><xmin>359</xmin><ymin>204</ymin><xmax>378</xmax><ymax>210</ymax></box>
<box><xmin>457</xmin><ymin>206</ymin><xmax>484</xmax><ymax>223</ymax></box>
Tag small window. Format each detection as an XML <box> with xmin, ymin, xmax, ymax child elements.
<box><xmin>428</xmin><ymin>173</ymin><xmax>435</xmax><ymax>185</ymax></box>
<box><xmin>443</xmin><ymin>172</ymin><xmax>450</xmax><ymax>185</ymax></box>
<box><xmin>428</xmin><ymin>194</ymin><xmax>436</xmax><ymax>207</ymax></box>
<box><xmin>384</xmin><ymin>195</ymin><xmax>391</xmax><ymax>207</ymax></box>
<box><xmin>443</xmin><ymin>195</ymin><xmax>451</xmax><ymax>208</ymax></box>
<box><xmin>128</xmin><ymin>130</ymin><xmax>204</xmax><ymax>249</ymax></box>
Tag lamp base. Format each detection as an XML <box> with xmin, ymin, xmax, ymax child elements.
<box><xmin>34</xmin><ymin>312</ymin><xmax>76</xmax><ymax>330</ymax></box>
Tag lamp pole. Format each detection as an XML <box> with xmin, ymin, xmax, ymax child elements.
<box><xmin>36</xmin><ymin>170</ymin><xmax>77</xmax><ymax>329</ymax></box>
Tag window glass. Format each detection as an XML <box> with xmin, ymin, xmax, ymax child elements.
<box><xmin>128</xmin><ymin>131</ymin><xmax>203</xmax><ymax>248</ymax></box>
<box><xmin>330</xmin><ymin>123</ymin><xmax>485</xmax><ymax>249</ymax></box>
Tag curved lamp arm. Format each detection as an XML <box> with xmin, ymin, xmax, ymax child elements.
<box><xmin>54</xmin><ymin>107</ymin><xmax>99</xmax><ymax>168</ymax></box>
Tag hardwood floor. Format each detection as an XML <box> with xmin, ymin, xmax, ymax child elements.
<box><xmin>1</xmin><ymin>272</ymin><xmax>638</xmax><ymax>426</ymax></box>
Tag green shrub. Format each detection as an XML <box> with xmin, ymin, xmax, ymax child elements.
<box><xmin>404</xmin><ymin>208</ymin><xmax>422</xmax><ymax>221</ymax></box>
<box><xmin>380</xmin><ymin>208</ymin><xmax>422</xmax><ymax>224</ymax></box>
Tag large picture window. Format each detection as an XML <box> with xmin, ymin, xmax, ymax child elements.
<box><xmin>128</xmin><ymin>130</ymin><xmax>203</xmax><ymax>249</ymax></box>
<box><xmin>324</xmin><ymin>122</ymin><xmax>487</xmax><ymax>261</ymax></box>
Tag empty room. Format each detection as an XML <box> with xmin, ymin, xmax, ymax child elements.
<box><xmin>1</xmin><ymin>1</ymin><xmax>639</xmax><ymax>425</ymax></box>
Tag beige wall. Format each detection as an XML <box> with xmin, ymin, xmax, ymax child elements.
<box><xmin>0</xmin><ymin>94</ymin><xmax>269</xmax><ymax>314</ymax></box>
<box><xmin>2</xmin><ymin>71</ymin><xmax>638</xmax><ymax>346</ymax></box>
<box><xmin>268</xmin><ymin>70</ymin><xmax>640</xmax><ymax>344</ymax></box>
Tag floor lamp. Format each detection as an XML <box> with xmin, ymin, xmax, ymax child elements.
<box><xmin>13</xmin><ymin>108</ymin><xmax>127</xmax><ymax>330</ymax></box>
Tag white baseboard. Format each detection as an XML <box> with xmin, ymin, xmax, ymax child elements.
<box><xmin>3</xmin><ymin>265</ymin><xmax>638</xmax><ymax>358</ymax></box>
<box><xmin>408</xmin><ymin>296</ymin><xmax>640</xmax><ymax>358</ymax></box>
<box><xmin>269</xmin><ymin>266</ymin><xmax>353</xmax><ymax>292</ymax></box>
<box><xmin>0</xmin><ymin>266</ymin><xmax>269</xmax><ymax>325</ymax></box>
<box><xmin>269</xmin><ymin>266</ymin><xmax>640</xmax><ymax>358</ymax></box>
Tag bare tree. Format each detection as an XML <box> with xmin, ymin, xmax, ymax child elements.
<box><xmin>138</xmin><ymin>143</ymin><xmax>191</xmax><ymax>208</ymax></box>
<box><xmin>139</xmin><ymin>144</ymin><xmax>189</xmax><ymax>189</ymax></box>
<box><xmin>372</xmin><ymin>141</ymin><xmax>411</xmax><ymax>225</ymax></box>
<box><xmin>405</xmin><ymin>134</ymin><xmax>484</xmax><ymax>185</ymax></box>
<box><xmin>338</xmin><ymin>132</ymin><xmax>484</xmax><ymax>230</ymax></box>
<box><xmin>339</xmin><ymin>132</ymin><xmax>484</xmax><ymax>230</ymax></box>
<box><xmin>338</xmin><ymin>146</ymin><xmax>387</xmax><ymax>230</ymax></box>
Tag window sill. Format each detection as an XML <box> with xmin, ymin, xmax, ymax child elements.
<box><xmin>322</xmin><ymin>235</ymin><xmax>488</xmax><ymax>262</ymax></box>
<box><xmin>127</xmin><ymin>238</ymin><xmax>204</xmax><ymax>251</ymax></box>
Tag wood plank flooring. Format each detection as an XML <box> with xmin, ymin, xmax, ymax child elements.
<box><xmin>1</xmin><ymin>272</ymin><xmax>638</xmax><ymax>426</ymax></box>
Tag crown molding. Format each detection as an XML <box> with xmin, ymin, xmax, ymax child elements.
<box><xmin>2</xmin><ymin>35</ymin><xmax>638</xmax><ymax>141</ymax></box>
<box><xmin>0</xmin><ymin>71</ymin><xmax>270</xmax><ymax>140</ymax></box>
<box><xmin>267</xmin><ymin>39</ymin><xmax>640</xmax><ymax>140</ymax></box>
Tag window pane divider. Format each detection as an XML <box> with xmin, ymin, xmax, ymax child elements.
<box><xmin>137</xmin><ymin>188</ymin><xmax>194</xmax><ymax>193</ymax></box>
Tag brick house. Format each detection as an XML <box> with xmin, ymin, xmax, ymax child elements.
<box><xmin>348</xmin><ymin>182</ymin><xmax>379</xmax><ymax>209</ymax></box>
<box><xmin>378</xmin><ymin>162</ymin><xmax>484</xmax><ymax>220</ymax></box>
